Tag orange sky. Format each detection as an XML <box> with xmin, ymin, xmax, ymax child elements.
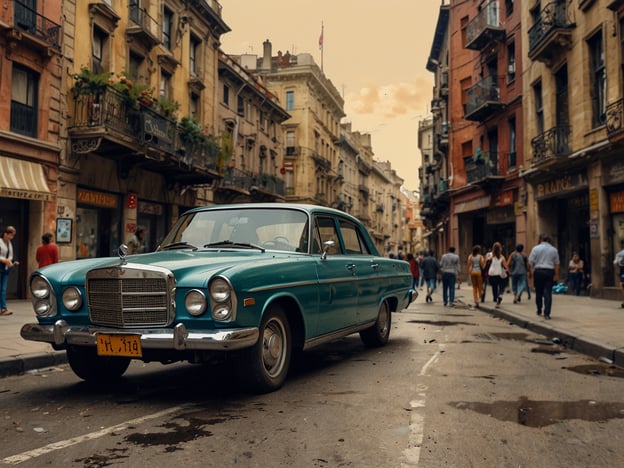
<box><xmin>219</xmin><ymin>0</ymin><xmax>442</xmax><ymax>191</ymax></box>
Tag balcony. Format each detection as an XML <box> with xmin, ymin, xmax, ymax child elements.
<box><xmin>219</xmin><ymin>167</ymin><xmax>254</xmax><ymax>194</ymax></box>
<box><xmin>285</xmin><ymin>145</ymin><xmax>300</xmax><ymax>157</ymax></box>
<box><xmin>2</xmin><ymin>0</ymin><xmax>61</xmax><ymax>54</ymax></box>
<box><xmin>250</xmin><ymin>173</ymin><xmax>285</xmax><ymax>201</ymax></box>
<box><xmin>464</xmin><ymin>75</ymin><xmax>504</xmax><ymax>122</ymax></box>
<box><xmin>127</xmin><ymin>2</ymin><xmax>160</xmax><ymax>49</ymax></box>
<box><xmin>528</xmin><ymin>2</ymin><xmax>574</xmax><ymax>66</ymax></box>
<box><xmin>606</xmin><ymin>99</ymin><xmax>624</xmax><ymax>143</ymax></box>
<box><xmin>466</xmin><ymin>152</ymin><xmax>504</xmax><ymax>184</ymax></box>
<box><xmin>312</xmin><ymin>152</ymin><xmax>331</xmax><ymax>171</ymax></box>
<box><xmin>68</xmin><ymin>86</ymin><xmax>222</xmax><ymax>185</ymax></box>
<box><xmin>465</xmin><ymin>1</ymin><xmax>505</xmax><ymax>50</ymax></box>
<box><xmin>531</xmin><ymin>125</ymin><xmax>571</xmax><ymax>167</ymax></box>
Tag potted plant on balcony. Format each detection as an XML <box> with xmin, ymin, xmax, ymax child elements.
<box><xmin>71</xmin><ymin>67</ymin><xmax>111</xmax><ymax>97</ymax></box>
<box><xmin>178</xmin><ymin>116</ymin><xmax>221</xmax><ymax>167</ymax></box>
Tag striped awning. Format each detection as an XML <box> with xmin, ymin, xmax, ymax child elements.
<box><xmin>0</xmin><ymin>156</ymin><xmax>52</xmax><ymax>201</ymax></box>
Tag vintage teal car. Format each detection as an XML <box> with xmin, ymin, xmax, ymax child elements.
<box><xmin>21</xmin><ymin>204</ymin><xmax>416</xmax><ymax>393</ymax></box>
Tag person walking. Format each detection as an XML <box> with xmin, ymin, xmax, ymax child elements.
<box><xmin>481</xmin><ymin>247</ymin><xmax>493</xmax><ymax>303</ymax></box>
<box><xmin>0</xmin><ymin>226</ymin><xmax>19</xmax><ymax>316</ymax></box>
<box><xmin>36</xmin><ymin>232</ymin><xmax>59</xmax><ymax>268</ymax></box>
<box><xmin>406</xmin><ymin>253</ymin><xmax>420</xmax><ymax>290</ymax></box>
<box><xmin>127</xmin><ymin>227</ymin><xmax>146</xmax><ymax>254</ymax></box>
<box><xmin>421</xmin><ymin>250</ymin><xmax>440</xmax><ymax>303</ymax></box>
<box><xmin>529</xmin><ymin>233</ymin><xmax>560</xmax><ymax>319</ymax></box>
<box><xmin>439</xmin><ymin>246</ymin><xmax>460</xmax><ymax>306</ymax></box>
<box><xmin>568</xmin><ymin>252</ymin><xmax>584</xmax><ymax>296</ymax></box>
<box><xmin>613</xmin><ymin>240</ymin><xmax>624</xmax><ymax>308</ymax></box>
<box><xmin>467</xmin><ymin>245</ymin><xmax>485</xmax><ymax>308</ymax></box>
<box><xmin>508</xmin><ymin>244</ymin><xmax>530</xmax><ymax>303</ymax></box>
<box><xmin>487</xmin><ymin>241</ymin><xmax>508</xmax><ymax>308</ymax></box>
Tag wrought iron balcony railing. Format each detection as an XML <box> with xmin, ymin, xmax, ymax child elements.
<box><xmin>464</xmin><ymin>75</ymin><xmax>503</xmax><ymax>121</ymax></box>
<box><xmin>252</xmin><ymin>174</ymin><xmax>285</xmax><ymax>197</ymax></box>
<box><xmin>465</xmin><ymin>1</ymin><xmax>505</xmax><ymax>50</ymax></box>
<box><xmin>128</xmin><ymin>1</ymin><xmax>160</xmax><ymax>46</ymax></box>
<box><xmin>13</xmin><ymin>0</ymin><xmax>61</xmax><ymax>51</ymax></box>
<box><xmin>531</xmin><ymin>125</ymin><xmax>571</xmax><ymax>166</ymax></box>
<box><xmin>528</xmin><ymin>1</ymin><xmax>573</xmax><ymax>61</ymax></box>
<box><xmin>606</xmin><ymin>99</ymin><xmax>624</xmax><ymax>139</ymax></box>
<box><xmin>466</xmin><ymin>152</ymin><xmax>500</xmax><ymax>184</ymax></box>
<box><xmin>221</xmin><ymin>167</ymin><xmax>254</xmax><ymax>191</ymax></box>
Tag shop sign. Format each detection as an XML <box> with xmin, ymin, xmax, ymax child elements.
<box><xmin>495</xmin><ymin>190</ymin><xmax>514</xmax><ymax>207</ymax></box>
<box><xmin>486</xmin><ymin>206</ymin><xmax>515</xmax><ymax>224</ymax></box>
<box><xmin>77</xmin><ymin>189</ymin><xmax>117</xmax><ymax>208</ymax></box>
<box><xmin>139</xmin><ymin>201</ymin><xmax>163</xmax><ymax>215</ymax></box>
<box><xmin>610</xmin><ymin>191</ymin><xmax>624</xmax><ymax>214</ymax></box>
<box><xmin>590</xmin><ymin>188</ymin><xmax>599</xmax><ymax>213</ymax></box>
<box><xmin>603</xmin><ymin>161</ymin><xmax>624</xmax><ymax>185</ymax></box>
<box><xmin>0</xmin><ymin>188</ymin><xmax>50</xmax><ymax>201</ymax></box>
<box><xmin>535</xmin><ymin>173</ymin><xmax>587</xmax><ymax>199</ymax></box>
<box><xmin>590</xmin><ymin>219</ymin><xmax>599</xmax><ymax>239</ymax></box>
<box><xmin>143</xmin><ymin>113</ymin><xmax>172</xmax><ymax>146</ymax></box>
<box><xmin>454</xmin><ymin>196</ymin><xmax>490</xmax><ymax>213</ymax></box>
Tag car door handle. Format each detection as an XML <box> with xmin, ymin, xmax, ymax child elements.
<box><xmin>346</xmin><ymin>263</ymin><xmax>356</xmax><ymax>271</ymax></box>
<box><xmin>370</xmin><ymin>262</ymin><xmax>379</xmax><ymax>269</ymax></box>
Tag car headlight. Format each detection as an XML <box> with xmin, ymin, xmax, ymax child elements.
<box><xmin>62</xmin><ymin>287</ymin><xmax>82</xmax><ymax>311</ymax></box>
<box><xmin>33</xmin><ymin>300</ymin><xmax>54</xmax><ymax>317</ymax></box>
<box><xmin>213</xmin><ymin>304</ymin><xmax>232</xmax><ymax>321</ymax></box>
<box><xmin>31</xmin><ymin>275</ymin><xmax>51</xmax><ymax>299</ymax></box>
<box><xmin>185</xmin><ymin>289</ymin><xmax>207</xmax><ymax>316</ymax></box>
<box><xmin>209</xmin><ymin>277</ymin><xmax>231</xmax><ymax>303</ymax></box>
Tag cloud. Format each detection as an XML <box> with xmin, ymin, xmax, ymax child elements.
<box><xmin>346</xmin><ymin>75</ymin><xmax>432</xmax><ymax>119</ymax></box>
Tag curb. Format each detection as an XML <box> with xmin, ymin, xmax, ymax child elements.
<box><xmin>0</xmin><ymin>351</ymin><xmax>67</xmax><ymax>378</ymax></box>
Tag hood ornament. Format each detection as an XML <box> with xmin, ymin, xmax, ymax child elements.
<box><xmin>118</xmin><ymin>244</ymin><xmax>129</xmax><ymax>264</ymax></box>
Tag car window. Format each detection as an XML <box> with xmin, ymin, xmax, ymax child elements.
<box><xmin>314</xmin><ymin>216</ymin><xmax>340</xmax><ymax>255</ymax></box>
<box><xmin>338</xmin><ymin>219</ymin><xmax>370</xmax><ymax>255</ymax></box>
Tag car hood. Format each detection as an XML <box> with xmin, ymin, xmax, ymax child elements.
<box><xmin>37</xmin><ymin>250</ymin><xmax>305</xmax><ymax>286</ymax></box>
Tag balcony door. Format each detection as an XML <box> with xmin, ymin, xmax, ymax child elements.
<box><xmin>555</xmin><ymin>64</ymin><xmax>569</xmax><ymax>127</ymax></box>
<box><xmin>15</xmin><ymin>0</ymin><xmax>37</xmax><ymax>33</ymax></box>
<box><xmin>488</xmin><ymin>130</ymin><xmax>499</xmax><ymax>175</ymax></box>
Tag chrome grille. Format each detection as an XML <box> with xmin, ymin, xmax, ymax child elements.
<box><xmin>86</xmin><ymin>265</ymin><xmax>175</xmax><ymax>328</ymax></box>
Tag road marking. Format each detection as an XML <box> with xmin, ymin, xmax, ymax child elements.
<box><xmin>403</xmin><ymin>348</ymin><xmax>443</xmax><ymax>466</ymax></box>
<box><xmin>2</xmin><ymin>405</ymin><xmax>192</xmax><ymax>465</ymax></box>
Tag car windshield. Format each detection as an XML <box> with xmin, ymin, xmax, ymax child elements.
<box><xmin>159</xmin><ymin>208</ymin><xmax>310</xmax><ymax>253</ymax></box>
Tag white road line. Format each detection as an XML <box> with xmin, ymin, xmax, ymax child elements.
<box><xmin>2</xmin><ymin>405</ymin><xmax>192</xmax><ymax>465</ymax></box>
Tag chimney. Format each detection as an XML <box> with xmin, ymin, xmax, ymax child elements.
<box><xmin>261</xmin><ymin>39</ymin><xmax>272</xmax><ymax>71</ymax></box>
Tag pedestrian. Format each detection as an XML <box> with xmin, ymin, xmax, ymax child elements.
<box><xmin>487</xmin><ymin>241</ymin><xmax>508</xmax><ymax>308</ymax></box>
<box><xmin>567</xmin><ymin>252</ymin><xmax>584</xmax><ymax>296</ymax></box>
<box><xmin>417</xmin><ymin>251</ymin><xmax>425</xmax><ymax>290</ymax></box>
<box><xmin>613</xmin><ymin>240</ymin><xmax>624</xmax><ymax>308</ymax></box>
<box><xmin>0</xmin><ymin>226</ymin><xmax>19</xmax><ymax>316</ymax></box>
<box><xmin>467</xmin><ymin>245</ymin><xmax>485</xmax><ymax>308</ymax></box>
<box><xmin>36</xmin><ymin>232</ymin><xmax>59</xmax><ymax>268</ymax></box>
<box><xmin>127</xmin><ymin>227</ymin><xmax>146</xmax><ymax>254</ymax></box>
<box><xmin>481</xmin><ymin>247</ymin><xmax>493</xmax><ymax>303</ymax></box>
<box><xmin>508</xmin><ymin>244</ymin><xmax>530</xmax><ymax>303</ymax></box>
<box><xmin>440</xmin><ymin>246</ymin><xmax>460</xmax><ymax>306</ymax></box>
<box><xmin>406</xmin><ymin>253</ymin><xmax>420</xmax><ymax>290</ymax></box>
<box><xmin>421</xmin><ymin>250</ymin><xmax>440</xmax><ymax>303</ymax></box>
<box><xmin>528</xmin><ymin>233</ymin><xmax>560</xmax><ymax>319</ymax></box>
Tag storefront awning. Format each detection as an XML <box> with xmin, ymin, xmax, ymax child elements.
<box><xmin>0</xmin><ymin>156</ymin><xmax>52</xmax><ymax>201</ymax></box>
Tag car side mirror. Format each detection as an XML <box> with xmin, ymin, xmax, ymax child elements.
<box><xmin>321</xmin><ymin>240</ymin><xmax>335</xmax><ymax>261</ymax></box>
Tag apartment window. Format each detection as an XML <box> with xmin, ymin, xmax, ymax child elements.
<box><xmin>160</xmin><ymin>70</ymin><xmax>171</xmax><ymax>99</ymax></box>
<box><xmin>237</xmin><ymin>95</ymin><xmax>244</xmax><ymax>116</ymax></box>
<box><xmin>190</xmin><ymin>93</ymin><xmax>199</xmax><ymax>119</ymax></box>
<box><xmin>509</xmin><ymin>117</ymin><xmax>517</xmax><ymax>168</ymax></box>
<box><xmin>286</xmin><ymin>91</ymin><xmax>294</xmax><ymax>110</ymax></box>
<box><xmin>534</xmin><ymin>81</ymin><xmax>544</xmax><ymax>135</ymax></box>
<box><xmin>190</xmin><ymin>35</ymin><xmax>200</xmax><ymax>76</ymax></box>
<box><xmin>162</xmin><ymin>7</ymin><xmax>173</xmax><ymax>50</ymax></box>
<box><xmin>128</xmin><ymin>52</ymin><xmax>144</xmax><ymax>81</ymax></box>
<box><xmin>92</xmin><ymin>27</ymin><xmax>108</xmax><ymax>74</ymax></box>
<box><xmin>11</xmin><ymin>64</ymin><xmax>38</xmax><ymax>138</ymax></box>
<box><xmin>460</xmin><ymin>77</ymin><xmax>471</xmax><ymax>113</ymax></box>
<box><xmin>506</xmin><ymin>0</ymin><xmax>514</xmax><ymax>16</ymax></box>
<box><xmin>223</xmin><ymin>84</ymin><xmax>230</xmax><ymax>107</ymax></box>
<box><xmin>507</xmin><ymin>42</ymin><xmax>516</xmax><ymax>81</ymax></box>
<box><xmin>588</xmin><ymin>30</ymin><xmax>606</xmax><ymax>127</ymax></box>
<box><xmin>460</xmin><ymin>16</ymin><xmax>469</xmax><ymax>48</ymax></box>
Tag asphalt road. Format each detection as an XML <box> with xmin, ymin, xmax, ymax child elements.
<box><xmin>1</xmin><ymin>300</ymin><xmax>623</xmax><ymax>467</ymax></box>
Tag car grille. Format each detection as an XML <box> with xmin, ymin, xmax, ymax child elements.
<box><xmin>86</xmin><ymin>265</ymin><xmax>175</xmax><ymax>328</ymax></box>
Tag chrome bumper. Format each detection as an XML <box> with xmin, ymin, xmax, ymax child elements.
<box><xmin>20</xmin><ymin>320</ymin><xmax>259</xmax><ymax>352</ymax></box>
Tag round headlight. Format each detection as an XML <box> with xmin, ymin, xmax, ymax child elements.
<box><xmin>209</xmin><ymin>278</ymin><xmax>231</xmax><ymax>303</ymax></box>
<box><xmin>213</xmin><ymin>304</ymin><xmax>232</xmax><ymax>321</ymax></box>
<box><xmin>62</xmin><ymin>287</ymin><xmax>82</xmax><ymax>311</ymax></box>
<box><xmin>31</xmin><ymin>275</ymin><xmax>51</xmax><ymax>299</ymax></box>
<box><xmin>185</xmin><ymin>289</ymin><xmax>207</xmax><ymax>316</ymax></box>
<box><xmin>34</xmin><ymin>300</ymin><xmax>53</xmax><ymax>317</ymax></box>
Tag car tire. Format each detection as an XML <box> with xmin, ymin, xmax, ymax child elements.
<box><xmin>66</xmin><ymin>346</ymin><xmax>131</xmax><ymax>382</ymax></box>
<box><xmin>359</xmin><ymin>300</ymin><xmax>391</xmax><ymax>347</ymax></box>
<box><xmin>238</xmin><ymin>305</ymin><xmax>291</xmax><ymax>393</ymax></box>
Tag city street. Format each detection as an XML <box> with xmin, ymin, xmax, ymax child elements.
<box><xmin>2</xmin><ymin>290</ymin><xmax>624</xmax><ymax>467</ymax></box>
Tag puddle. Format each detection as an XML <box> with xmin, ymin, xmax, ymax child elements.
<box><xmin>565</xmin><ymin>363</ymin><xmax>624</xmax><ymax>378</ymax></box>
<box><xmin>408</xmin><ymin>320</ymin><xmax>477</xmax><ymax>326</ymax></box>
<box><xmin>452</xmin><ymin>396</ymin><xmax>624</xmax><ymax>427</ymax></box>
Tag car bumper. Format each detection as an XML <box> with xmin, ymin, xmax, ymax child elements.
<box><xmin>20</xmin><ymin>321</ymin><xmax>260</xmax><ymax>352</ymax></box>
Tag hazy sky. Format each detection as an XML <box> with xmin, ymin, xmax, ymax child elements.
<box><xmin>219</xmin><ymin>0</ymin><xmax>441</xmax><ymax>191</ymax></box>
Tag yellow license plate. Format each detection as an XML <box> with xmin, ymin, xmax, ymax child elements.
<box><xmin>96</xmin><ymin>333</ymin><xmax>142</xmax><ymax>357</ymax></box>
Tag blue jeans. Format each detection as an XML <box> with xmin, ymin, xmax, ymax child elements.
<box><xmin>534</xmin><ymin>268</ymin><xmax>555</xmax><ymax>316</ymax></box>
<box><xmin>0</xmin><ymin>269</ymin><xmax>9</xmax><ymax>310</ymax></box>
<box><xmin>568</xmin><ymin>271</ymin><xmax>582</xmax><ymax>295</ymax></box>
<box><xmin>441</xmin><ymin>272</ymin><xmax>456</xmax><ymax>304</ymax></box>
<box><xmin>425</xmin><ymin>277</ymin><xmax>436</xmax><ymax>294</ymax></box>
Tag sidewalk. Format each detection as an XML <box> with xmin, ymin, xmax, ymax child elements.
<box><xmin>2</xmin><ymin>285</ymin><xmax>624</xmax><ymax>378</ymax></box>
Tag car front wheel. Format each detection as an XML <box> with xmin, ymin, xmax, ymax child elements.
<box><xmin>238</xmin><ymin>305</ymin><xmax>291</xmax><ymax>393</ymax></box>
<box><xmin>66</xmin><ymin>346</ymin><xmax>131</xmax><ymax>382</ymax></box>
<box><xmin>359</xmin><ymin>300</ymin><xmax>391</xmax><ymax>347</ymax></box>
